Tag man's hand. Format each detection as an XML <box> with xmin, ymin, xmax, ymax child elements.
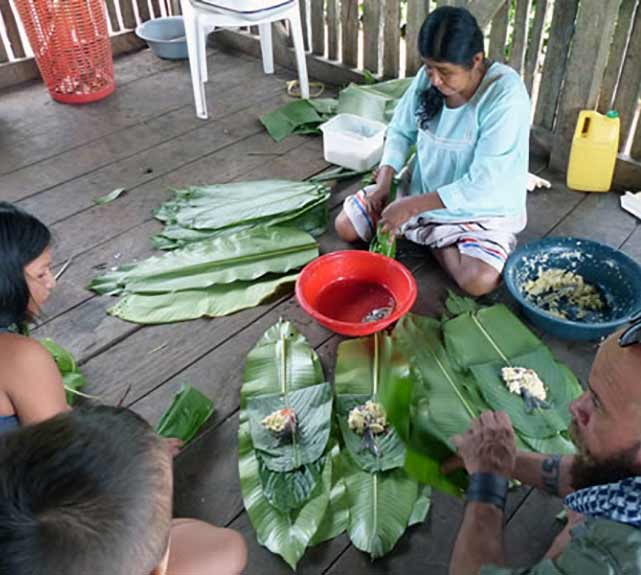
<box><xmin>450</xmin><ymin>411</ymin><xmax>517</xmax><ymax>477</ymax></box>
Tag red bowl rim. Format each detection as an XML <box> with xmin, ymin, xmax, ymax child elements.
<box><xmin>295</xmin><ymin>250</ymin><xmax>418</xmax><ymax>334</ymax></box>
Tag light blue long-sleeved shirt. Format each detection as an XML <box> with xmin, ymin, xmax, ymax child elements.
<box><xmin>380</xmin><ymin>63</ymin><xmax>531</xmax><ymax>222</ymax></box>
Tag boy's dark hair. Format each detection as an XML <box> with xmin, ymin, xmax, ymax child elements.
<box><xmin>0</xmin><ymin>405</ymin><xmax>173</xmax><ymax>575</ymax></box>
<box><xmin>417</xmin><ymin>6</ymin><xmax>485</xmax><ymax>123</ymax></box>
<box><xmin>0</xmin><ymin>202</ymin><xmax>51</xmax><ymax>330</ymax></box>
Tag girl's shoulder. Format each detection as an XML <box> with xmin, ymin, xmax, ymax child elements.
<box><xmin>0</xmin><ymin>333</ymin><xmax>57</xmax><ymax>372</ymax></box>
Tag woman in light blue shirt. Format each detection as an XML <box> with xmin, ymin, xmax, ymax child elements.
<box><xmin>336</xmin><ymin>6</ymin><xmax>531</xmax><ymax>296</ymax></box>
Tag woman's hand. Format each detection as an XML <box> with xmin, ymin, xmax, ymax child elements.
<box><xmin>449</xmin><ymin>411</ymin><xmax>517</xmax><ymax>477</ymax></box>
<box><xmin>164</xmin><ymin>437</ymin><xmax>184</xmax><ymax>458</ymax></box>
<box><xmin>379</xmin><ymin>197</ymin><xmax>421</xmax><ymax>234</ymax></box>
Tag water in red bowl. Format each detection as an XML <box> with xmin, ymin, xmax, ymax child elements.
<box><xmin>296</xmin><ymin>251</ymin><xmax>417</xmax><ymax>336</ymax></box>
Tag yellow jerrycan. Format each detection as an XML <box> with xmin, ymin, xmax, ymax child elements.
<box><xmin>566</xmin><ymin>110</ymin><xmax>620</xmax><ymax>192</ymax></box>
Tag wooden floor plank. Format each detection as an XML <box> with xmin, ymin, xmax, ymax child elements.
<box><xmin>3</xmin><ymin>58</ymin><xmax>285</xmax><ymax>204</ymax></box>
<box><xmin>621</xmin><ymin>224</ymin><xmax>641</xmax><ymax>263</ymax></box>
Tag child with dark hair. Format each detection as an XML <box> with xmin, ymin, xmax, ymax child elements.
<box><xmin>336</xmin><ymin>6</ymin><xmax>531</xmax><ymax>297</ymax></box>
<box><xmin>0</xmin><ymin>405</ymin><xmax>247</xmax><ymax>575</ymax></box>
<box><xmin>0</xmin><ymin>202</ymin><xmax>68</xmax><ymax>430</ymax></box>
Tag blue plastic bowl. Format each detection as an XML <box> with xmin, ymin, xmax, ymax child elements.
<box><xmin>135</xmin><ymin>16</ymin><xmax>188</xmax><ymax>60</ymax></box>
<box><xmin>504</xmin><ymin>237</ymin><xmax>641</xmax><ymax>341</ymax></box>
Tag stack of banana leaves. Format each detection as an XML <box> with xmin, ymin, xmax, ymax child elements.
<box><xmin>40</xmin><ymin>338</ymin><xmax>87</xmax><ymax>405</ymax></box>
<box><xmin>88</xmin><ymin>226</ymin><xmax>319</xmax><ymax>324</ymax></box>
<box><xmin>152</xmin><ymin>180</ymin><xmax>330</xmax><ymax>251</ymax></box>
<box><xmin>239</xmin><ymin>320</ymin><xmax>431</xmax><ymax>569</ymax></box>
<box><xmin>260</xmin><ymin>78</ymin><xmax>414</xmax><ymax>142</ymax></box>
<box><xmin>381</xmin><ymin>294</ymin><xmax>582</xmax><ymax>495</ymax></box>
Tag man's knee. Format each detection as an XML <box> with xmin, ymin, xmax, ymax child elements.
<box><xmin>334</xmin><ymin>210</ymin><xmax>360</xmax><ymax>243</ymax></box>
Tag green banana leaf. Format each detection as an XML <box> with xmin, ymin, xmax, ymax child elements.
<box><xmin>382</xmin><ymin>314</ymin><xmax>480</xmax><ymax>495</ymax></box>
<box><xmin>40</xmin><ymin>338</ymin><xmax>87</xmax><ymax>405</ymax></box>
<box><xmin>340</xmin><ymin>452</ymin><xmax>420</xmax><ymax>558</ymax></box>
<box><xmin>258</xmin><ymin>457</ymin><xmax>325</xmax><ymax>513</ymax></box>
<box><xmin>335</xmin><ymin>335</ymin><xmax>406</xmax><ymax>473</ymax></box>
<box><xmin>155</xmin><ymin>384</ymin><xmax>214</xmax><ymax>444</ymax></box>
<box><xmin>247</xmin><ymin>382</ymin><xmax>333</xmax><ymax>472</ymax></box>
<box><xmin>90</xmin><ymin>227</ymin><xmax>318</xmax><ymax>296</ymax></box>
<box><xmin>408</xmin><ymin>484</ymin><xmax>433</xmax><ymax>526</ymax></box>
<box><xmin>62</xmin><ymin>372</ymin><xmax>88</xmax><ymax>406</ymax></box>
<box><xmin>260</xmin><ymin>100</ymin><xmax>324</xmax><ymax>142</ymax></box>
<box><xmin>442</xmin><ymin>302</ymin><xmax>581</xmax><ymax>445</ymax></box>
<box><xmin>239</xmin><ymin>419</ymin><xmax>333</xmax><ymax>569</ymax></box>
<box><xmin>239</xmin><ymin>320</ymin><xmax>333</xmax><ymax>569</ymax></box>
<box><xmin>107</xmin><ymin>273</ymin><xmax>298</xmax><ymax>324</ymax></box>
<box><xmin>157</xmin><ymin>180</ymin><xmax>329</xmax><ymax>232</ymax></box>
<box><xmin>369</xmin><ymin>225</ymin><xmax>397</xmax><ymax>258</ymax></box>
<box><xmin>154</xmin><ymin>192</ymin><xmax>329</xmax><ymax>250</ymax></box>
<box><xmin>41</xmin><ymin>338</ymin><xmax>77</xmax><ymax>373</ymax></box>
<box><xmin>337</xmin><ymin>78</ymin><xmax>414</xmax><ymax>123</ymax></box>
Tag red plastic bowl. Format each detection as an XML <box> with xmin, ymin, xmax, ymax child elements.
<box><xmin>296</xmin><ymin>250</ymin><xmax>418</xmax><ymax>336</ymax></box>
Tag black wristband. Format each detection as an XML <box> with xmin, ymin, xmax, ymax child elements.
<box><xmin>465</xmin><ymin>472</ymin><xmax>509</xmax><ymax>510</ymax></box>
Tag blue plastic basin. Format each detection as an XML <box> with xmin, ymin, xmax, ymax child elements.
<box><xmin>504</xmin><ymin>237</ymin><xmax>641</xmax><ymax>341</ymax></box>
<box><xmin>135</xmin><ymin>16</ymin><xmax>188</xmax><ymax>60</ymax></box>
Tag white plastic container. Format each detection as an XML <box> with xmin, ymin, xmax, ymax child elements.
<box><xmin>320</xmin><ymin>113</ymin><xmax>387</xmax><ymax>172</ymax></box>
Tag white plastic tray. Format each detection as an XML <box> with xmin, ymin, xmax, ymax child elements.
<box><xmin>320</xmin><ymin>113</ymin><xmax>387</xmax><ymax>172</ymax></box>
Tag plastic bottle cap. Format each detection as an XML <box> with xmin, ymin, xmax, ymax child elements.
<box><xmin>606</xmin><ymin>110</ymin><xmax>619</xmax><ymax>119</ymax></box>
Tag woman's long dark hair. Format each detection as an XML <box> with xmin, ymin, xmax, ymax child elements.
<box><xmin>417</xmin><ymin>6</ymin><xmax>485</xmax><ymax>126</ymax></box>
<box><xmin>0</xmin><ymin>203</ymin><xmax>51</xmax><ymax>330</ymax></box>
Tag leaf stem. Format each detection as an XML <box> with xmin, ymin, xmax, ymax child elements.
<box><xmin>470</xmin><ymin>314</ymin><xmax>511</xmax><ymax>366</ymax></box>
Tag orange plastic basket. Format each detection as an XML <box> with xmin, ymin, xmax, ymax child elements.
<box><xmin>14</xmin><ymin>0</ymin><xmax>115</xmax><ymax>104</ymax></box>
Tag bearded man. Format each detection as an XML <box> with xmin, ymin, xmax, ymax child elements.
<box><xmin>445</xmin><ymin>319</ymin><xmax>641</xmax><ymax>574</ymax></box>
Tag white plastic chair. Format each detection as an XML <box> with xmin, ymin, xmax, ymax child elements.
<box><xmin>180</xmin><ymin>0</ymin><xmax>310</xmax><ymax>119</ymax></box>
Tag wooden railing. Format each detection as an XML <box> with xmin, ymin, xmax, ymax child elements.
<box><xmin>1</xmin><ymin>0</ymin><xmax>640</xmax><ymax>182</ymax></box>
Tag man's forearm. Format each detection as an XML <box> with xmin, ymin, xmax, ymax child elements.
<box><xmin>514</xmin><ymin>451</ymin><xmax>575</xmax><ymax>497</ymax></box>
<box><xmin>450</xmin><ymin>503</ymin><xmax>504</xmax><ymax>575</ymax></box>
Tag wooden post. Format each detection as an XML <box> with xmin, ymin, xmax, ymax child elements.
<box><xmin>533</xmin><ymin>0</ymin><xmax>579</xmax><ymax>131</ymax></box>
<box><xmin>382</xmin><ymin>0</ymin><xmax>401</xmax><ymax>78</ymax></box>
<box><xmin>327</xmin><ymin>0</ymin><xmax>339</xmax><ymax>61</ymax></box>
<box><xmin>406</xmin><ymin>0</ymin><xmax>430</xmax><ymax>76</ymax></box>
<box><xmin>550</xmin><ymin>0</ymin><xmax>621</xmax><ymax>171</ymax></box>
<box><xmin>121</xmin><ymin>0</ymin><xmax>138</xmax><ymax>28</ymax></box>
<box><xmin>362</xmin><ymin>0</ymin><xmax>381</xmax><ymax>74</ymax></box>
<box><xmin>0</xmin><ymin>1</ymin><xmax>26</xmax><ymax>59</ymax></box>
<box><xmin>598</xmin><ymin>0</ymin><xmax>638</xmax><ymax>114</ymax></box>
<box><xmin>105</xmin><ymin>0</ymin><xmax>121</xmax><ymax>33</ymax></box>
<box><xmin>523</xmin><ymin>0</ymin><xmax>548</xmax><ymax>93</ymax></box>
<box><xmin>341</xmin><ymin>0</ymin><xmax>358</xmax><ymax>67</ymax></box>
<box><xmin>488</xmin><ymin>0</ymin><xmax>508</xmax><ymax>63</ymax></box>
<box><xmin>612</xmin><ymin>4</ymin><xmax>641</xmax><ymax>147</ymax></box>
<box><xmin>509</xmin><ymin>0</ymin><xmax>531</xmax><ymax>74</ymax></box>
<box><xmin>310</xmin><ymin>0</ymin><xmax>325</xmax><ymax>56</ymax></box>
<box><xmin>631</xmin><ymin>117</ymin><xmax>641</xmax><ymax>161</ymax></box>
<box><xmin>136</xmin><ymin>0</ymin><xmax>151</xmax><ymax>23</ymax></box>
<box><xmin>467</xmin><ymin>0</ymin><xmax>509</xmax><ymax>29</ymax></box>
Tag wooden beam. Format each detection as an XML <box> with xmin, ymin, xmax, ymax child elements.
<box><xmin>509</xmin><ymin>0</ymin><xmax>531</xmax><ymax>75</ymax></box>
<box><xmin>382</xmin><ymin>0</ymin><xmax>401</xmax><ymax>78</ymax></box>
<box><xmin>533</xmin><ymin>0</ymin><xmax>578</xmax><ymax>131</ymax></box>
<box><xmin>614</xmin><ymin>154</ymin><xmax>641</xmax><ymax>189</ymax></box>
<box><xmin>362</xmin><ymin>0</ymin><xmax>381</xmax><ymax>74</ymax></box>
<box><xmin>524</xmin><ymin>0</ymin><xmax>548</xmax><ymax>93</ymax></box>
<box><xmin>326</xmin><ymin>0</ymin><xmax>338</xmax><ymax>61</ymax></box>
<box><xmin>612</xmin><ymin>3</ymin><xmax>641</xmax><ymax>147</ymax></box>
<box><xmin>310</xmin><ymin>0</ymin><xmax>325</xmax><ymax>56</ymax></box>
<box><xmin>551</xmin><ymin>0</ymin><xmax>621</xmax><ymax>171</ymax></box>
<box><xmin>406</xmin><ymin>0</ymin><xmax>430</xmax><ymax>76</ymax></box>
<box><xmin>105</xmin><ymin>0</ymin><xmax>121</xmax><ymax>33</ymax></box>
<box><xmin>598</xmin><ymin>0</ymin><xmax>638</xmax><ymax>114</ymax></box>
<box><xmin>488</xmin><ymin>1</ymin><xmax>509</xmax><ymax>63</ymax></box>
<box><xmin>341</xmin><ymin>0</ymin><xmax>359</xmax><ymax>67</ymax></box>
